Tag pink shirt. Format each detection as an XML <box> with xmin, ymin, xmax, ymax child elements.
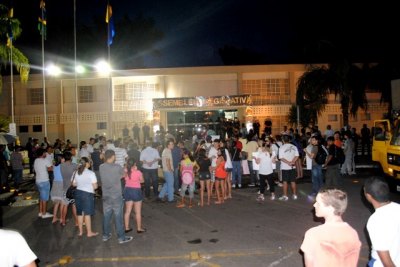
<box><xmin>124</xmin><ymin>169</ymin><xmax>142</xmax><ymax>189</ymax></box>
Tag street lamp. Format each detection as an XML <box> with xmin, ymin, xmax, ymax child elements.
<box><xmin>95</xmin><ymin>60</ymin><xmax>111</xmax><ymax>76</ymax></box>
<box><xmin>47</xmin><ymin>64</ymin><xmax>62</xmax><ymax>76</ymax></box>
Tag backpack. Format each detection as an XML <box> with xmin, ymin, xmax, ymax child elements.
<box><xmin>315</xmin><ymin>145</ymin><xmax>328</xmax><ymax>165</ymax></box>
<box><xmin>181</xmin><ymin>162</ymin><xmax>194</xmax><ymax>185</ymax></box>
<box><xmin>334</xmin><ymin>146</ymin><xmax>345</xmax><ymax>164</ymax></box>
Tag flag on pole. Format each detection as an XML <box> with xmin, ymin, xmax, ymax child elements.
<box><xmin>38</xmin><ymin>0</ymin><xmax>47</xmax><ymax>40</ymax></box>
<box><xmin>6</xmin><ymin>5</ymin><xmax>14</xmax><ymax>47</ymax></box>
<box><xmin>105</xmin><ymin>3</ymin><xmax>115</xmax><ymax>46</ymax></box>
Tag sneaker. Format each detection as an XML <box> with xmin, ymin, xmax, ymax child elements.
<box><xmin>102</xmin><ymin>234</ymin><xmax>112</xmax><ymax>242</ymax></box>
<box><xmin>292</xmin><ymin>194</ymin><xmax>298</xmax><ymax>200</ymax></box>
<box><xmin>38</xmin><ymin>213</ymin><xmax>43</xmax><ymax>218</ymax></box>
<box><xmin>277</xmin><ymin>182</ymin><xmax>283</xmax><ymax>187</ymax></box>
<box><xmin>232</xmin><ymin>184</ymin><xmax>236</xmax><ymax>189</ymax></box>
<box><xmin>41</xmin><ymin>212</ymin><xmax>53</xmax><ymax>219</ymax></box>
<box><xmin>248</xmin><ymin>183</ymin><xmax>256</xmax><ymax>187</ymax></box>
<box><xmin>270</xmin><ymin>195</ymin><xmax>275</xmax><ymax>200</ymax></box>
<box><xmin>238</xmin><ymin>184</ymin><xmax>242</xmax><ymax>188</ymax></box>
<box><xmin>256</xmin><ymin>194</ymin><xmax>265</xmax><ymax>201</ymax></box>
<box><xmin>278</xmin><ymin>196</ymin><xmax>289</xmax><ymax>201</ymax></box>
<box><xmin>119</xmin><ymin>236</ymin><xmax>133</xmax><ymax>244</ymax></box>
<box><xmin>257</xmin><ymin>190</ymin><xmax>260</xmax><ymax>195</ymax></box>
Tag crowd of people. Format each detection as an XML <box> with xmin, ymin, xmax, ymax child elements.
<box><xmin>1</xmin><ymin>119</ymin><xmax>399</xmax><ymax>266</ymax></box>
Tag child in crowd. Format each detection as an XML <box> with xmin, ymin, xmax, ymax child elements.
<box><xmin>196</xmin><ymin>148</ymin><xmax>212</xmax><ymax>207</ymax></box>
<box><xmin>50</xmin><ymin>155</ymin><xmax>65</xmax><ymax>223</ymax></box>
<box><xmin>214</xmin><ymin>147</ymin><xmax>227</xmax><ymax>204</ymax></box>
<box><xmin>177</xmin><ymin>150</ymin><xmax>199</xmax><ymax>208</ymax></box>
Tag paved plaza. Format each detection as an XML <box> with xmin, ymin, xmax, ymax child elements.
<box><xmin>1</xmin><ymin>167</ymin><xmax>399</xmax><ymax>267</ymax></box>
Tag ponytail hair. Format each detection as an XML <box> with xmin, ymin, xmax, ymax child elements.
<box><xmin>126</xmin><ymin>157</ymin><xmax>137</xmax><ymax>179</ymax></box>
<box><xmin>77</xmin><ymin>157</ymin><xmax>89</xmax><ymax>175</ymax></box>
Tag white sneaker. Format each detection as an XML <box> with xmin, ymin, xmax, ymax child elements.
<box><xmin>41</xmin><ymin>212</ymin><xmax>53</xmax><ymax>219</ymax></box>
<box><xmin>292</xmin><ymin>195</ymin><xmax>298</xmax><ymax>200</ymax></box>
<box><xmin>277</xmin><ymin>182</ymin><xmax>283</xmax><ymax>187</ymax></box>
<box><xmin>278</xmin><ymin>196</ymin><xmax>289</xmax><ymax>201</ymax></box>
<box><xmin>119</xmin><ymin>236</ymin><xmax>133</xmax><ymax>244</ymax></box>
<box><xmin>38</xmin><ymin>213</ymin><xmax>43</xmax><ymax>217</ymax></box>
<box><xmin>270</xmin><ymin>195</ymin><xmax>275</xmax><ymax>200</ymax></box>
<box><xmin>238</xmin><ymin>184</ymin><xmax>242</xmax><ymax>188</ymax></box>
<box><xmin>257</xmin><ymin>190</ymin><xmax>260</xmax><ymax>195</ymax></box>
<box><xmin>232</xmin><ymin>184</ymin><xmax>236</xmax><ymax>188</ymax></box>
<box><xmin>256</xmin><ymin>194</ymin><xmax>265</xmax><ymax>201</ymax></box>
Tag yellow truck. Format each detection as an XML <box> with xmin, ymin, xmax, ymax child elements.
<box><xmin>372</xmin><ymin>80</ymin><xmax>400</xmax><ymax>192</ymax></box>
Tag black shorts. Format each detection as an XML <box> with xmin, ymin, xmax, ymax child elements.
<box><xmin>281</xmin><ymin>169</ymin><xmax>296</xmax><ymax>183</ymax></box>
<box><xmin>199</xmin><ymin>171</ymin><xmax>211</xmax><ymax>180</ymax></box>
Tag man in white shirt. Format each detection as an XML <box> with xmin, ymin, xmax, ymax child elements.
<box><xmin>278</xmin><ymin>135</ymin><xmax>299</xmax><ymax>201</ymax></box>
<box><xmin>140</xmin><ymin>141</ymin><xmax>161</xmax><ymax>199</ymax></box>
<box><xmin>112</xmin><ymin>140</ymin><xmax>128</xmax><ymax>167</ymax></box>
<box><xmin>364</xmin><ymin>177</ymin><xmax>400</xmax><ymax>267</ymax></box>
<box><xmin>158</xmin><ymin>140</ymin><xmax>175</xmax><ymax>202</ymax></box>
<box><xmin>34</xmin><ymin>148</ymin><xmax>53</xmax><ymax>218</ymax></box>
<box><xmin>0</xmin><ymin>229</ymin><xmax>37</xmax><ymax>267</ymax></box>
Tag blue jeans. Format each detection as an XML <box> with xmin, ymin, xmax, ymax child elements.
<box><xmin>173</xmin><ymin>167</ymin><xmax>180</xmax><ymax>192</ymax></box>
<box><xmin>142</xmin><ymin>168</ymin><xmax>159</xmax><ymax>198</ymax></box>
<box><xmin>232</xmin><ymin>161</ymin><xmax>242</xmax><ymax>185</ymax></box>
<box><xmin>159</xmin><ymin>171</ymin><xmax>174</xmax><ymax>201</ymax></box>
<box><xmin>102</xmin><ymin>197</ymin><xmax>126</xmax><ymax>241</ymax></box>
<box><xmin>311</xmin><ymin>164</ymin><xmax>323</xmax><ymax>195</ymax></box>
<box><xmin>13</xmin><ymin>169</ymin><xmax>23</xmax><ymax>187</ymax></box>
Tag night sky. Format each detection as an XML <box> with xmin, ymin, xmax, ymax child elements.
<box><xmin>8</xmin><ymin>0</ymin><xmax>400</xmax><ymax>69</ymax></box>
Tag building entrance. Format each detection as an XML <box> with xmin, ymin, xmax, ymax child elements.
<box><xmin>166</xmin><ymin>109</ymin><xmax>238</xmax><ymax>140</ymax></box>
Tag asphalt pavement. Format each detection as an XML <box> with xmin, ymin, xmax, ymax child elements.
<box><xmin>1</xmin><ymin>163</ymin><xmax>400</xmax><ymax>267</ymax></box>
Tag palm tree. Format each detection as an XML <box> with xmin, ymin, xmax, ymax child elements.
<box><xmin>0</xmin><ymin>4</ymin><xmax>30</xmax><ymax>93</ymax></box>
<box><xmin>296</xmin><ymin>59</ymin><xmax>372</xmax><ymax>128</ymax></box>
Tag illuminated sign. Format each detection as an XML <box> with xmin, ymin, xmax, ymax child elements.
<box><xmin>153</xmin><ymin>95</ymin><xmax>252</xmax><ymax>109</ymax></box>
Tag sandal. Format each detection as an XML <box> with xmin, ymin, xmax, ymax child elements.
<box><xmin>176</xmin><ymin>203</ymin><xmax>185</xmax><ymax>208</ymax></box>
<box><xmin>137</xmin><ymin>228</ymin><xmax>147</xmax><ymax>233</ymax></box>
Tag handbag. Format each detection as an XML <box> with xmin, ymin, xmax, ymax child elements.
<box><xmin>66</xmin><ymin>171</ymin><xmax>77</xmax><ymax>199</ymax></box>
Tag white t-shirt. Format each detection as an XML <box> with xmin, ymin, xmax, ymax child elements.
<box><xmin>73</xmin><ymin>169</ymin><xmax>97</xmax><ymax>193</ymax></box>
<box><xmin>367</xmin><ymin>202</ymin><xmax>400</xmax><ymax>267</ymax></box>
<box><xmin>279</xmin><ymin>143</ymin><xmax>299</xmax><ymax>170</ymax></box>
<box><xmin>140</xmin><ymin>147</ymin><xmax>160</xmax><ymax>169</ymax></box>
<box><xmin>224</xmin><ymin>148</ymin><xmax>233</xmax><ymax>169</ymax></box>
<box><xmin>256</xmin><ymin>150</ymin><xmax>274</xmax><ymax>175</ymax></box>
<box><xmin>34</xmin><ymin>157</ymin><xmax>53</xmax><ymax>183</ymax></box>
<box><xmin>208</xmin><ymin>147</ymin><xmax>218</xmax><ymax>167</ymax></box>
<box><xmin>0</xmin><ymin>229</ymin><xmax>37</xmax><ymax>267</ymax></box>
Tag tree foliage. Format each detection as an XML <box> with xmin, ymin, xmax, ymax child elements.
<box><xmin>0</xmin><ymin>4</ymin><xmax>30</xmax><ymax>93</ymax></box>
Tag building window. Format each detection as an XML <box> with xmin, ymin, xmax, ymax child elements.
<box><xmin>97</xmin><ymin>122</ymin><xmax>107</xmax><ymax>130</ymax></box>
<box><xmin>242</xmin><ymin>79</ymin><xmax>289</xmax><ymax>105</ymax></box>
<box><xmin>328</xmin><ymin>114</ymin><xmax>338</xmax><ymax>122</ymax></box>
<box><xmin>33</xmin><ymin>125</ymin><xmax>42</xmax><ymax>132</ymax></box>
<box><xmin>79</xmin><ymin>86</ymin><xmax>94</xmax><ymax>103</ymax></box>
<box><xmin>29</xmin><ymin>88</ymin><xmax>44</xmax><ymax>105</ymax></box>
<box><xmin>19</xmin><ymin>125</ymin><xmax>29</xmax><ymax>133</ymax></box>
<box><xmin>114</xmin><ymin>82</ymin><xmax>157</xmax><ymax>111</ymax></box>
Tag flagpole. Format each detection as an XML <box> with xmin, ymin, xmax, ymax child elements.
<box><xmin>74</xmin><ymin>0</ymin><xmax>80</xmax><ymax>144</ymax></box>
<box><xmin>107</xmin><ymin>1</ymin><xmax>113</xmax><ymax>139</ymax></box>
<box><xmin>41</xmin><ymin>5</ymin><xmax>47</xmax><ymax>138</ymax></box>
<box><xmin>10</xmin><ymin>39</ymin><xmax>14</xmax><ymax>124</ymax></box>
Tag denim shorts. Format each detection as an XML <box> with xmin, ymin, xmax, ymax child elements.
<box><xmin>74</xmin><ymin>189</ymin><xmax>95</xmax><ymax>215</ymax></box>
<box><xmin>123</xmin><ymin>187</ymin><xmax>143</xmax><ymax>202</ymax></box>
<box><xmin>36</xmin><ymin>181</ymin><xmax>50</xmax><ymax>201</ymax></box>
